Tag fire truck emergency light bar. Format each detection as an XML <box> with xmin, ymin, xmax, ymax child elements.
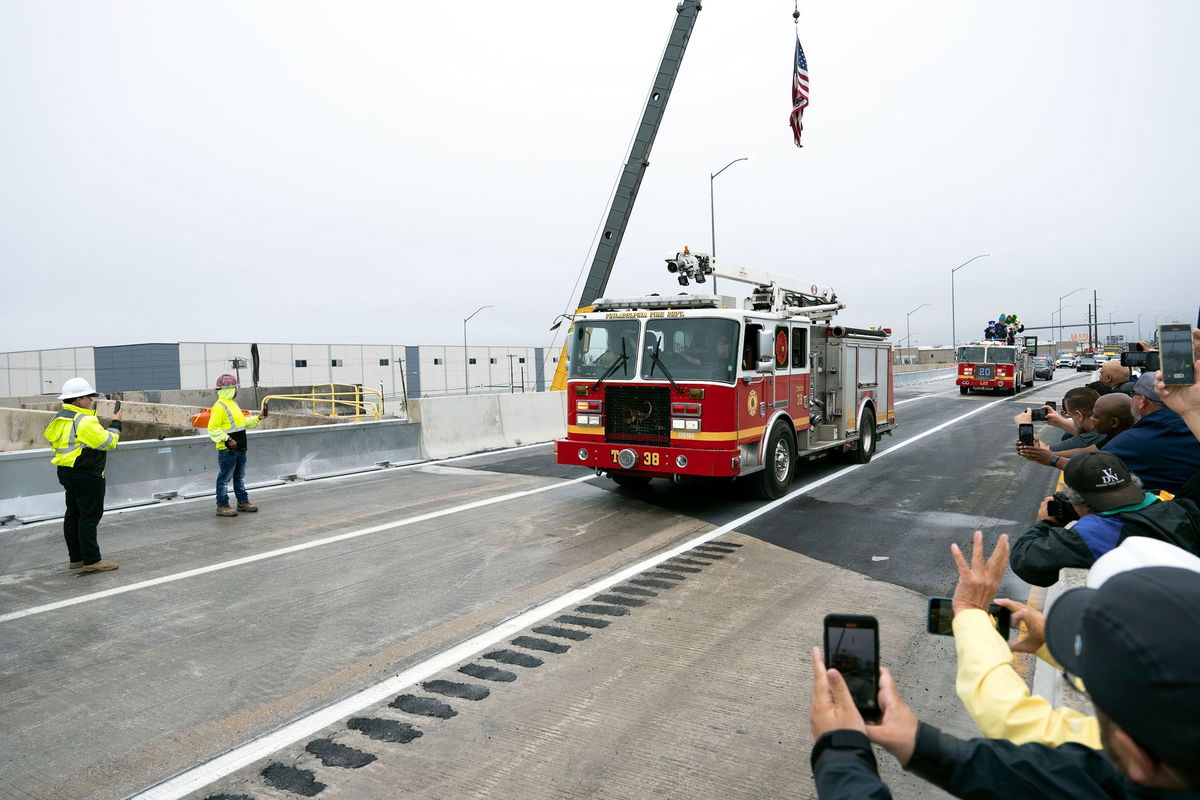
<box><xmin>591</xmin><ymin>295</ymin><xmax>724</xmax><ymax>312</ymax></box>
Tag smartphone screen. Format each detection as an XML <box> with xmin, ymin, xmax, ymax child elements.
<box><xmin>927</xmin><ymin>597</ymin><xmax>1012</xmax><ymax>639</ymax></box>
<box><xmin>1045</xmin><ymin>400</ymin><xmax>1056</xmax><ymax>410</ymax></box>
<box><xmin>824</xmin><ymin>614</ymin><xmax>880</xmax><ymax>722</ymax></box>
<box><xmin>1159</xmin><ymin>324</ymin><xmax>1196</xmax><ymax>385</ymax></box>
<box><xmin>1018</xmin><ymin>423</ymin><xmax>1035</xmax><ymax>447</ymax></box>
<box><xmin>112</xmin><ymin>399</ymin><xmax>122</xmax><ymax>414</ymax></box>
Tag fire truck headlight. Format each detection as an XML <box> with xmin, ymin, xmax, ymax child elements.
<box><xmin>675</xmin><ymin>455</ymin><xmax>688</xmax><ymax>468</ymax></box>
<box><xmin>577</xmin><ymin>448</ymin><xmax>589</xmax><ymax>461</ymax></box>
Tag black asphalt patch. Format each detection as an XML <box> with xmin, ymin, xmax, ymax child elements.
<box><xmin>670</xmin><ymin>557</ymin><xmax>712</xmax><ymax>567</ymax></box>
<box><xmin>305</xmin><ymin>738</ymin><xmax>376</xmax><ymax>768</ymax></box>
<box><xmin>390</xmin><ymin>694</ymin><xmax>457</xmax><ymax>719</ymax></box>
<box><xmin>533</xmin><ymin>624</ymin><xmax>592</xmax><ymax>640</ymax></box>
<box><xmin>484</xmin><ymin>649</ymin><xmax>544</xmax><ymax>668</ymax></box>
<box><xmin>643</xmin><ymin>571</ymin><xmax>687</xmax><ymax>581</ymax></box>
<box><xmin>511</xmin><ymin>635</ymin><xmax>570</xmax><ymax>654</ymax></box>
<box><xmin>203</xmin><ymin>795</ymin><xmax>255</xmax><ymax>800</ymax></box>
<box><xmin>608</xmin><ymin>585</ymin><xmax>657</xmax><ymax>597</ymax></box>
<box><xmin>576</xmin><ymin>604</ymin><xmax>629</xmax><ymax>616</ymax></box>
<box><xmin>660</xmin><ymin>562</ymin><xmax>702</xmax><ymax>573</ymax></box>
<box><xmin>592</xmin><ymin>593</ymin><xmax>647</xmax><ymax>607</ymax></box>
<box><xmin>421</xmin><ymin>679</ymin><xmax>490</xmax><ymax>701</ymax></box>
<box><xmin>459</xmin><ymin>663</ymin><xmax>517</xmax><ymax>682</ymax></box>
<box><xmin>630</xmin><ymin>578</ymin><xmax>678</xmax><ymax>589</ymax></box>
<box><xmin>555</xmin><ymin>614</ymin><xmax>610</xmax><ymax>628</ymax></box>
<box><xmin>347</xmin><ymin>717</ymin><xmax>423</xmax><ymax>744</ymax></box>
<box><xmin>261</xmin><ymin>763</ymin><xmax>326</xmax><ymax>796</ymax></box>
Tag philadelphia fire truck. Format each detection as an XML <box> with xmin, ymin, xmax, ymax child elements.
<box><xmin>955</xmin><ymin>338</ymin><xmax>1036</xmax><ymax>395</ymax></box>
<box><xmin>554</xmin><ymin>250</ymin><xmax>896</xmax><ymax>498</ymax></box>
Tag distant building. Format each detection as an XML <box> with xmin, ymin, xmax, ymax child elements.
<box><xmin>0</xmin><ymin>341</ymin><xmax>557</xmax><ymax>400</ymax></box>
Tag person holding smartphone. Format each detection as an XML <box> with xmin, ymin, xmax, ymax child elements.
<box><xmin>42</xmin><ymin>378</ymin><xmax>123</xmax><ymax>573</ymax></box>
<box><xmin>810</xmin><ymin>539</ymin><xmax>1200</xmax><ymax>799</ymax></box>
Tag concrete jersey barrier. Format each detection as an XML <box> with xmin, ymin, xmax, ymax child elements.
<box><xmin>408</xmin><ymin>392</ymin><xmax>567</xmax><ymax>460</ymax></box>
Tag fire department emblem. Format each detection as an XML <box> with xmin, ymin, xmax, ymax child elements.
<box><xmin>747</xmin><ymin>389</ymin><xmax>759</xmax><ymax>417</ymax></box>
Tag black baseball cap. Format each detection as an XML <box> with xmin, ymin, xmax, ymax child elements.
<box><xmin>1062</xmin><ymin>451</ymin><xmax>1144</xmax><ymax>511</ymax></box>
<box><xmin>1045</xmin><ymin>566</ymin><xmax>1200</xmax><ymax>767</ymax></box>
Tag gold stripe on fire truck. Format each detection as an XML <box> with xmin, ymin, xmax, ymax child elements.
<box><xmin>567</xmin><ymin>425</ymin><xmax>605</xmax><ymax>436</ymax></box>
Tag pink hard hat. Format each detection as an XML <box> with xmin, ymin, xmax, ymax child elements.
<box><xmin>215</xmin><ymin>374</ymin><xmax>239</xmax><ymax>389</ymax></box>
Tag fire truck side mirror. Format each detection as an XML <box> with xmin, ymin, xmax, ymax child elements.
<box><xmin>755</xmin><ymin>329</ymin><xmax>775</xmax><ymax>374</ymax></box>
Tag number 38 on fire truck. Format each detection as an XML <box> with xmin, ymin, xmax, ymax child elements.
<box><xmin>554</xmin><ymin>250</ymin><xmax>897</xmax><ymax>498</ymax></box>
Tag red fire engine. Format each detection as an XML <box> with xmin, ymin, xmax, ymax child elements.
<box><xmin>955</xmin><ymin>341</ymin><xmax>1035</xmax><ymax>395</ymax></box>
<box><xmin>554</xmin><ymin>251</ymin><xmax>896</xmax><ymax>498</ymax></box>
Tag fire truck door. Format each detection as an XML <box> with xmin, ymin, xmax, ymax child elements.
<box><xmin>789</xmin><ymin>324</ymin><xmax>811</xmax><ymax>431</ymax></box>
<box><xmin>738</xmin><ymin>323</ymin><xmax>772</xmax><ymax>440</ymax></box>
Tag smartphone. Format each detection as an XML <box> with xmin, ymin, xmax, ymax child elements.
<box><xmin>927</xmin><ymin>597</ymin><xmax>1011</xmax><ymax>639</ymax></box>
<box><xmin>823</xmin><ymin>614</ymin><xmax>881</xmax><ymax>723</ymax></box>
<box><xmin>1122</xmin><ymin>351</ymin><xmax>1162</xmax><ymax>370</ymax></box>
<box><xmin>1159</xmin><ymin>323</ymin><xmax>1196</xmax><ymax>386</ymax></box>
<box><xmin>1018</xmin><ymin>423</ymin><xmax>1035</xmax><ymax>447</ymax></box>
<box><xmin>1030</xmin><ymin>408</ymin><xmax>1049</xmax><ymax>422</ymax></box>
<box><xmin>112</xmin><ymin>399</ymin><xmax>122</xmax><ymax>414</ymax></box>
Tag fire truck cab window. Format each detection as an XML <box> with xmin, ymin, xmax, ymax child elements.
<box><xmin>743</xmin><ymin>323</ymin><xmax>763</xmax><ymax>370</ymax></box>
<box><xmin>791</xmin><ymin>327</ymin><xmax>808</xmax><ymax>369</ymax></box>
<box><xmin>643</xmin><ymin>318</ymin><xmax>740</xmax><ymax>384</ymax></box>
<box><xmin>569</xmin><ymin>321</ymin><xmax>639</xmax><ymax>379</ymax></box>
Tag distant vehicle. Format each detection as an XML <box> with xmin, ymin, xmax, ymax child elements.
<box><xmin>1055</xmin><ymin>355</ymin><xmax>1076</xmax><ymax>368</ymax></box>
<box><xmin>1077</xmin><ymin>356</ymin><xmax>1100</xmax><ymax>372</ymax></box>
<box><xmin>1033</xmin><ymin>355</ymin><xmax>1055</xmax><ymax>380</ymax></box>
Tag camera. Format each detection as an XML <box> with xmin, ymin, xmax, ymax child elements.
<box><xmin>1030</xmin><ymin>407</ymin><xmax>1050</xmax><ymax>422</ymax></box>
<box><xmin>1121</xmin><ymin>350</ymin><xmax>1160</xmax><ymax>370</ymax></box>
<box><xmin>1047</xmin><ymin>492</ymin><xmax>1080</xmax><ymax>526</ymax></box>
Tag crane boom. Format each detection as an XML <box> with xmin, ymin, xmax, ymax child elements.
<box><xmin>576</xmin><ymin>0</ymin><xmax>702</xmax><ymax>309</ymax></box>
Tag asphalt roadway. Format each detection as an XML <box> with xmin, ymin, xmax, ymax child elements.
<box><xmin>0</xmin><ymin>369</ymin><xmax>1089</xmax><ymax>800</ymax></box>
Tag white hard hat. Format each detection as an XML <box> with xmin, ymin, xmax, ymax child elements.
<box><xmin>58</xmin><ymin>377</ymin><xmax>98</xmax><ymax>401</ymax></box>
<box><xmin>1086</xmin><ymin>537</ymin><xmax>1200</xmax><ymax>589</ymax></box>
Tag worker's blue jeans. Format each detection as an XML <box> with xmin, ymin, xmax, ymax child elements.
<box><xmin>216</xmin><ymin>448</ymin><xmax>249</xmax><ymax>507</ymax></box>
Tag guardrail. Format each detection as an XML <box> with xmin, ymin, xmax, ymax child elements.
<box><xmin>0</xmin><ymin>419</ymin><xmax>420</xmax><ymax>525</ymax></box>
<box><xmin>260</xmin><ymin>383</ymin><xmax>385</xmax><ymax>421</ymax></box>
<box><xmin>893</xmin><ymin>367</ymin><xmax>956</xmax><ymax>387</ymax></box>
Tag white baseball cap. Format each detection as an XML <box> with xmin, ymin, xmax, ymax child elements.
<box><xmin>1087</xmin><ymin>536</ymin><xmax>1200</xmax><ymax>589</ymax></box>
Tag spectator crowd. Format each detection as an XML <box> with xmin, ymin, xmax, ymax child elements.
<box><xmin>809</xmin><ymin>329</ymin><xmax>1200</xmax><ymax>798</ymax></box>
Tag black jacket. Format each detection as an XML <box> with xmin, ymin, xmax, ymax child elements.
<box><xmin>1010</xmin><ymin>500</ymin><xmax>1200</xmax><ymax>587</ymax></box>
<box><xmin>812</xmin><ymin>724</ymin><xmax>1200</xmax><ymax>799</ymax></box>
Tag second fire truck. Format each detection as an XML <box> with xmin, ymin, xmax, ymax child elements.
<box><xmin>554</xmin><ymin>251</ymin><xmax>896</xmax><ymax>498</ymax></box>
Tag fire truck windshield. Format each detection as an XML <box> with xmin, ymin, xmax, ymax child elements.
<box><xmin>957</xmin><ymin>346</ymin><xmax>1016</xmax><ymax>364</ymax></box>
<box><xmin>569</xmin><ymin>320</ymin><xmax>639</xmax><ymax>379</ymax></box>
<box><xmin>642</xmin><ymin>318</ymin><xmax>740</xmax><ymax>383</ymax></box>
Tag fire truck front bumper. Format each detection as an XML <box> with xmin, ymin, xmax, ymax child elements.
<box><xmin>556</xmin><ymin>439</ymin><xmax>741</xmax><ymax>478</ymax></box>
<box><xmin>957</xmin><ymin>378</ymin><xmax>1014</xmax><ymax>388</ymax></box>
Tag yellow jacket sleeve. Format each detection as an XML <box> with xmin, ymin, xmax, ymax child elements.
<box><xmin>76</xmin><ymin>414</ymin><xmax>119</xmax><ymax>451</ymax></box>
<box><xmin>953</xmin><ymin>609</ymin><xmax>1100</xmax><ymax>748</ymax></box>
<box><xmin>207</xmin><ymin>402</ymin><xmax>230</xmax><ymax>445</ymax></box>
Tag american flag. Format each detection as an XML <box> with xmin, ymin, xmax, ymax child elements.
<box><xmin>790</xmin><ymin>36</ymin><xmax>809</xmax><ymax>147</ymax></box>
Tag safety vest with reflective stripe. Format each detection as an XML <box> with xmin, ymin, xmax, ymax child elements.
<box><xmin>207</xmin><ymin>389</ymin><xmax>260</xmax><ymax>450</ymax></box>
<box><xmin>43</xmin><ymin>404</ymin><xmax>120</xmax><ymax>469</ymax></box>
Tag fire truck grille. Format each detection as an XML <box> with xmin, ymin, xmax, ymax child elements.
<box><xmin>605</xmin><ymin>385</ymin><xmax>671</xmax><ymax>446</ymax></box>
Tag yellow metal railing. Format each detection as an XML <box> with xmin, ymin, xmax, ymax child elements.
<box><xmin>259</xmin><ymin>383</ymin><xmax>383</xmax><ymax>421</ymax></box>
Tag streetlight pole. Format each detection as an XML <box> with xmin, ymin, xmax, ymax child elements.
<box><xmin>1137</xmin><ymin>311</ymin><xmax>1153</xmax><ymax>343</ymax></box>
<box><xmin>463</xmin><ymin>305</ymin><xmax>493</xmax><ymax>395</ymax></box>
<box><xmin>950</xmin><ymin>254</ymin><xmax>990</xmax><ymax>347</ymax></box>
<box><xmin>710</xmin><ymin>156</ymin><xmax>748</xmax><ymax>296</ymax></box>
<box><xmin>905</xmin><ymin>303</ymin><xmax>931</xmax><ymax>359</ymax></box>
<box><xmin>1056</xmin><ymin>287</ymin><xmax>1087</xmax><ymax>347</ymax></box>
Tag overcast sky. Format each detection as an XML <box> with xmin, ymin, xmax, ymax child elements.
<box><xmin>2</xmin><ymin>0</ymin><xmax>1196</xmax><ymax>355</ymax></box>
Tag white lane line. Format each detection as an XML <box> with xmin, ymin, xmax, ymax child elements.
<box><xmin>0</xmin><ymin>474</ymin><xmax>591</xmax><ymax>625</ymax></box>
<box><xmin>127</xmin><ymin>386</ymin><xmax>1024</xmax><ymax>800</ymax></box>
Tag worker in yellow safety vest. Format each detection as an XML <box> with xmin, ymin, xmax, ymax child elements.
<box><xmin>207</xmin><ymin>374</ymin><xmax>265</xmax><ymax>517</ymax></box>
<box><xmin>42</xmin><ymin>377</ymin><xmax>123</xmax><ymax>573</ymax></box>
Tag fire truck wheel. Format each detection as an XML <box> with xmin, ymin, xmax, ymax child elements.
<box><xmin>610</xmin><ymin>473</ymin><xmax>652</xmax><ymax>490</ymax></box>
<box><xmin>959</xmin><ymin>386</ymin><xmax>970</xmax><ymax>395</ymax></box>
<box><xmin>754</xmin><ymin>423</ymin><xmax>796</xmax><ymax>500</ymax></box>
<box><xmin>851</xmin><ymin>408</ymin><xmax>876</xmax><ymax>464</ymax></box>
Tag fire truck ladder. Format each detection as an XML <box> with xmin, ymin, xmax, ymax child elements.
<box><xmin>664</xmin><ymin>250</ymin><xmax>845</xmax><ymax>321</ymax></box>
